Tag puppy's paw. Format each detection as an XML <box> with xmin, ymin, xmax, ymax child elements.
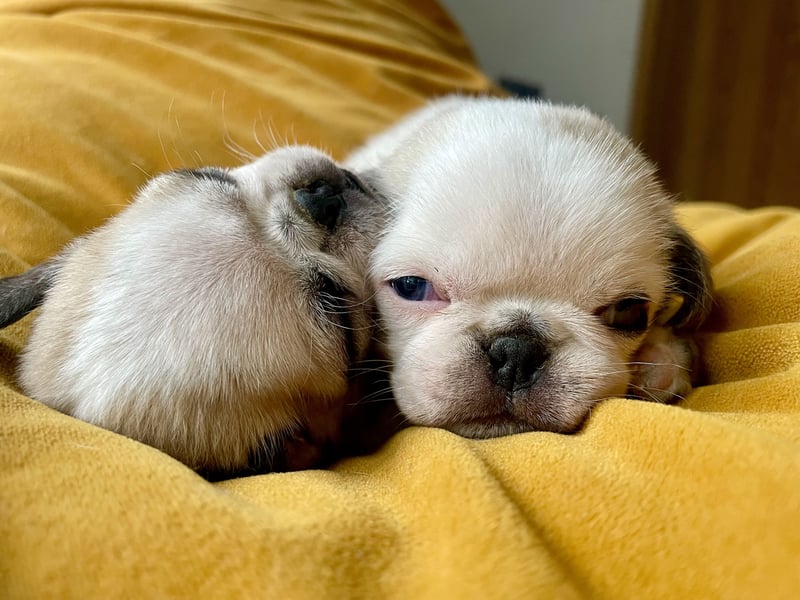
<box><xmin>627</xmin><ymin>326</ymin><xmax>699</xmax><ymax>404</ymax></box>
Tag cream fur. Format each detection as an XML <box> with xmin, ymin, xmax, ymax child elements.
<box><xmin>16</xmin><ymin>146</ymin><xmax>385</xmax><ymax>474</ymax></box>
<box><xmin>347</xmin><ymin>96</ymin><xmax>712</xmax><ymax>437</ymax></box>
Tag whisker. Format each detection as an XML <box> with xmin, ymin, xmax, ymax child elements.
<box><xmin>130</xmin><ymin>162</ymin><xmax>153</xmax><ymax>179</ymax></box>
<box><xmin>166</xmin><ymin>97</ymin><xmax>187</xmax><ymax>167</ymax></box>
<box><xmin>348</xmin><ymin>365</ymin><xmax>392</xmax><ymax>376</ymax></box>
<box><xmin>224</xmin><ymin>135</ymin><xmax>256</xmax><ymax>162</ymax></box>
<box><xmin>157</xmin><ymin>123</ymin><xmax>173</xmax><ymax>171</ymax></box>
<box><xmin>324</xmin><ymin>320</ymin><xmax>374</xmax><ymax>333</ymax></box>
<box><xmin>625</xmin><ymin>360</ymin><xmax>691</xmax><ymax>372</ymax></box>
<box><xmin>353</xmin><ymin>385</ymin><xmax>396</xmax><ymax>406</ymax></box>
<box><xmin>253</xmin><ymin>111</ymin><xmax>273</xmax><ymax>154</ymax></box>
<box><xmin>218</xmin><ymin>90</ymin><xmax>257</xmax><ymax>163</ymax></box>
<box><xmin>627</xmin><ymin>382</ymin><xmax>686</xmax><ymax>403</ymax></box>
<box><xmin>192</xmin><ymin>149</ymin><xmax>204</xmax><ymax>168</ymax></box>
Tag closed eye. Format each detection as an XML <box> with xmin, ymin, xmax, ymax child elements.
<box><xmin>597</xmin><ymin>297</ymin><xmax>650</xmax><ymax>333</ymax></box>
<box><xmin>342</xmin><ymin>169</ymin><xmax>370</xmax><ymax>195</ymax></box>
<box><xmin>182</xmin><ymin>167</ymin><xmax>237</xmax><ymax>187</ymax></box>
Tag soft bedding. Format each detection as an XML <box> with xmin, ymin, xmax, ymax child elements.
<box><xmin>1</xmin><ymin>1</ymin><xmax>798</xmax><ymax>598</ymax></box>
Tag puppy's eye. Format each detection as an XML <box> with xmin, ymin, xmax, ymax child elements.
<box><xmin>599</xmin><ymin>298</ymin><xmax>650</xmax><ymax>333</ymax></box>
<box><xmin>389</xmin><ymin>276</ymin><xmax>442</xmax><ymax>302</ymax></box>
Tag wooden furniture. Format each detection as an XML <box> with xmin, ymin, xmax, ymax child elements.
<box><xmin>632</xmin><ymin>0</ymin><xmax>800</xmax><ymax>208</ymax></box>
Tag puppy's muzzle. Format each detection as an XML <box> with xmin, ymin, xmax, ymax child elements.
<box><xmin>486</xmin><ymin>334</ymin><xmax>549</xmax><ymax>393</ymax></box>
<box><xmin>295</xmin><ymin>181</ymin><xmax>345</xmax><ymax>230</ymax></box>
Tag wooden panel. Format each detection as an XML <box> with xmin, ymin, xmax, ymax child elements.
<box><xmin>631</xmin><ymin>0</ymin><xmax>800</xmax><ymax>208</ymax></box>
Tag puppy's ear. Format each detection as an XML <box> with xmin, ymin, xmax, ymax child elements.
<box><xmin>661</xmin><ymin>226</ymin><xmax>713</xmax><ymax>331</ymax></box>
<box><xmin>0</xmin><ymin>258</ymin><xmax>60</xmax><ymax>328</ymax></box>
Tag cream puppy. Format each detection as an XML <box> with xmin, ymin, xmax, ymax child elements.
<box><xmin>346</xmin><ymin>96</ymin><xmax>712</xmax><ymax>438</ymax></box>
<box><xmin>0</xmin><ymin>146</ymin><xmax>385</xmax><ymax>476</ymax></box>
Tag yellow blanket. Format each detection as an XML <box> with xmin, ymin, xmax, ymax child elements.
<box><xmin>1</xmin><ymin>2</ymin><xmax>798</xmax><ymax>598</ymax></box>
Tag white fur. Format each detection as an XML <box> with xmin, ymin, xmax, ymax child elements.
<box><xmin>347</xmin><ymin>96</ymin><xmax>709</xmax><ymax>436</ymax></box>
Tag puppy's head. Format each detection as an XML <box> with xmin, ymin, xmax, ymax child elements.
<box><xmin>228</xmin><ymin>146</ymin><xmax>384</xmax><ymax>403</ymax></box>
<box><xmin>361</xmin><ymin>98</ymin><xmax>711</xmax><ymax>437</ymax></box>
<box><xmin>20</xmin><ymin>145</ymin><xmax>385</xmax><ymax>473</ymax></box>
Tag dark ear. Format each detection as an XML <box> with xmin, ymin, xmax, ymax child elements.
<box><xmin>0</xmin><ymin>258</ymin><xmax>60</xmax><ymax>329</ymax></box>
<box><xmin>663</xmin><ymin>226</ymin><xmax>714</xmax><ymax>331</ymax></box>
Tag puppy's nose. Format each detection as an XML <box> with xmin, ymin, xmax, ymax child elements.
<box><xmin>295</xmin><ymin>181</ymin><xmax>344</xmax><ymax>230</ymax></box>
<box><xmin>487</xmin><ymin>335</ymin><xmax>549</xmax><ymax>392</ymax></box>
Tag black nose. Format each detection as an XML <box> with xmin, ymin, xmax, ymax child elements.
<box><xmin>487</xmin><ymin>335</ymin><xmax>549</xmax><ymax>392</ymax></box>
<box><xmin>295</xmin><ymin>180</ymin><xmax>345</xmax><ymax>230</ymax></box>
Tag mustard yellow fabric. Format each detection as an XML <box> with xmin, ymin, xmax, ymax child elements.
<box><xmin>1</xmin><ymin>2</ymin><xmax>799</xmax><ymax>598</ymax></box>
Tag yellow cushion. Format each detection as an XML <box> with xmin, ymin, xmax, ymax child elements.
<box><xmin>2</xmin><ymin>2</ymin><xmax>798</xmax><ymax>598</ymax></box>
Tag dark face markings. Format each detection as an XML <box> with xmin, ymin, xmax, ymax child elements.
<box><xmin>182</xmin><ymin>167</ymin><xmax>238</xmax><ymax>187</ymax></box>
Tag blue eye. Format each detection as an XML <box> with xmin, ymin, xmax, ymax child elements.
<box><xmin>390</xmin><ymin>276</ymin><xmax>439</xmax><ymax>302</ymax></box>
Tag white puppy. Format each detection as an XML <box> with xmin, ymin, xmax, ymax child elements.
<box><xmin>0</xmin><ymin>146</ymin><xmax>385</xmax><ymax>476</ymax></box>
<box><xmin>346</xmin><ymin>96</ymin><xmax>712</xmax><ymax>438</ymax></box>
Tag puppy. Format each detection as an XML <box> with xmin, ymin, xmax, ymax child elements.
<box><xmin>346</xmin><ymin>96</ymin><xmax>712</xmax><ymax>438</ymax></box>
<box><xmin>0</xmin><ymin>146</ymin><xmax>386</xmax><ymax>476</ymax></box>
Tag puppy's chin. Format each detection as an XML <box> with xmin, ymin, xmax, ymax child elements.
<box><xmin>381</xmin><ymin>296</ymin><xmax>634</xmax><ymax>438</ymax></box>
